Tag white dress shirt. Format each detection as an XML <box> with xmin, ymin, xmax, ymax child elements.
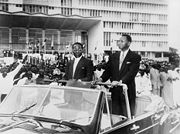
<box><xmin>119</xmin><ymin>49</ymin><xmax>129</xmax><ymax>70</ymax></box>
<box><xmin>73</xmin><ymin>56</ymin><xmax>82</xmax><ymax>77</ymax></box>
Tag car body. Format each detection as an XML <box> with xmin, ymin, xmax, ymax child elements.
<box><xmin>0</xmin><ymin>82</ymin><xmax>172</xmax><ymax>134</ymax></box>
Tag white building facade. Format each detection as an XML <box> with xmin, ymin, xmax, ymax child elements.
<box><xmin>0</xmin><ymin>0</ymin><xmax>168</xmax><ymax>61</ymax></box>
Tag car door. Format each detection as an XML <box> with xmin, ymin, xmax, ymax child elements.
<box><xmin>101</xmin><ymin>113</ymin><xmax>156</xmax><ymax>134</ymax></box>
<box><xmin>130</xmin><ymin>112</ymin><xmax>161</xmax><ymax>134</ymax></box>
<box><xmin>100</xmin><ymin>119</ymin><xmax>136</xmax><ymax>134</ymax></box>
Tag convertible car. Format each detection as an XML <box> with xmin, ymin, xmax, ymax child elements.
<box><xmin>0</xmin><ymin>82</ymin><xmax>172</xmax><ymax>134</ymax></box>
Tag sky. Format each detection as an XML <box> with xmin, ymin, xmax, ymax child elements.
<box><xmin>168</xmin><ymin>0</ymin><xmax>180</xmax><ymax>51</ymax></box>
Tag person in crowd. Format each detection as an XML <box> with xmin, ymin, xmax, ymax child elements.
<box><xmin>30</xmin><ymin>64</ymin><xmax>38</xmax><ymax>76</ymax></box>
<box><xmin>150</xmin><ymin>63</ymin><xmax>162</xmax><ymax>96</ymax></box>
<box><xmin>96</xmin><ymin>34</ymin><xmax>141</xmax><ymax>116</ymax></box>
<box><xmin>17</xmin><ymin>70</ymin><xmax>36</xmax><ymax>85</ymax></box>
<box><xmin>36</xmin><ymin>68</ymin><xmax>45</xmax><ymax>84</ymax></box>
<box><xmin>159</xmin><ymin>65</ymin><xmax>174</xmax><ymax>109</ymax></box>
<box><xmin>168</xmin><ymin>65</ymin><xmax>180</xmax><ymax>107</ymax></box>
<box><xmin>64</xmin><ymin>42</ymin><xmax>94</xmax><ymax>82</ymax></box>
<box><xmin>93</xmin><ymin>59</ymin><xmax>108</xmax><ymax>82</ymax></box>
<box><xmin>135</xmin><ymin>63</ymin><xmax>152</xmax><ymax>96</ymax></box>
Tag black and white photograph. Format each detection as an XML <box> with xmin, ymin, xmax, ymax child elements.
<box><xmin>0</xmin><ymin>0</ymin><xmax>180</xmax><ymax>133</ymax></box>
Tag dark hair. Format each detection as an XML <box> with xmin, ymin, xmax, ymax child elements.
<box><xmin>122</xmin><ymin>34</ymin><xmax>132</xmax><ymax>43</ymax></box>
<box><xmin>72</xmin><ymin>42</ymin><xmax>83</xmax><ymax>49</ymax></box>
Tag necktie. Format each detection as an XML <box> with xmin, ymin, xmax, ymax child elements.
<box><xmin>119</xmin><ymin>51</ymin><xmax>124</xmax><ymax>70</ymax></box>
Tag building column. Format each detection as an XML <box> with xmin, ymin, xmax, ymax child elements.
<box><xmin>25</xmin><ymin>29</ymin><xmax>29</xmax><ymax>53</ymax></box>
<box><xmin>145</xmin><ymin>51</ymin><xmax>148</xmax><ymax>58</ymax></box>
<box><xmin>161</xmin><ymin>52</ymin><xmax>164</xmax><ymax>61</ymax></box>
<box><xmin>72</xmin><ymin>31</ymin><xmax>75</xmax><ymax>43</ymax></box>
<box><xmin>57</xmin><ymin>30</ymin><xmax>61</xmax><ymax>51</ymax></box>
<box><xmin>149</xmin><ymin>52</ymin><xmax>153</xmax><ymax>59</ymax></box>
<box><xmin>42</xmin><ymin>30</ymin><xmax>45</xmax><ymax>53</ymax></box>
<box><xmin>9</xmin><ymin>28</ymin><xmax>12</xmax><ymax>49</ymax></box>
<box><xmin>42</xmin><ymin>30</ymin><xmax>45</xmax><ymax>42</ymax></box>
<box><xmin>26</xmin><ymin>29</ymin><xmax>29</xmax><ymax>44</ymax></box>
<box><xmin>57</xmin><ymin>30</ymin><xmax>60</xmax><ymax>44</ymax></box>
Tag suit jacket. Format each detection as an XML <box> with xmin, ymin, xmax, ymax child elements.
<box><xmin>64</xmin><ymin>56</ymin><xmax>94</xmax><ymax>81</ymax></box>
<box><xmin>101</xmin><ymin>50</ymin><xmax>141</xmax><ymax>100</ymax></box>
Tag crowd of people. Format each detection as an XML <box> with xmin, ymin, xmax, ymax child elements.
<box><xmin>135</xmin><ymin>59</ymin><xmax>180</xmax><ymax>109</ymax></box>
<box><xmin>0</xmin><ymin>34</ymin><xmax>179</xmax><ymax>118</ymax></box>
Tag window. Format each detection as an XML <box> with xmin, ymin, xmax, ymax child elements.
<box><xmin>16</xmin><ymin>4</ymin><xmax>22</xmax><ymax>7</ymax></box>
<box><xmin>0</xmin><ymin>3</ymin><xmax>8</xmax><ymax>11</ymax></box>
<box><xmin>104</xmin><ymin>32</ymin><xmax>111</xmax><ymax>46</ymax></box>
<box><xmin>12</xmin><ymin>29</ymin><xmax>26</xmax><ymax>44</ymax></box>
<box><xmin>23</xmin><ymin>5</ymin><xmax>49</xmax><ymax>14</ymax></box>
<box><xmin>164</xmin><ymin>52</ymin><xmax>169</xmax><ymax>57</ymax></box>
<box><xmin>141</xmin><ymin>52</ymin><xmax>145</xmax><ymax>57</ymax></box>
<box><xmin>155</xmin><ymin>52</ymin><xmax>161</xmax><ymax>58</ymax></box>
<box><xmin>142</xmin><ymin>41</ymin><xmax>146</xmax><ymax>47</ymax></box>
<box><xmin>45</xmin><ymin>30</ymin><xmax>59</xmax><ymax>50</ymax></box>
<box><xmin>29</xmin><ymin>29</ymin><xmax>42</xmax><ymax>46</ymax></box>
<box><xmin>0</xmin><ymin>28</ymin><xmax>9</xmax><ymax>44</ymax></box>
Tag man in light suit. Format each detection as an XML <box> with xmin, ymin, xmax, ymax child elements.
<box><xmin>98</xmin><ymin>34</ymin><xmax>141</xmax><ymax>116</ymax></box>
<box><xmin>64</xmin><ymin>42</ymin><xmax>94</xmax><ymax>82</ymax></box>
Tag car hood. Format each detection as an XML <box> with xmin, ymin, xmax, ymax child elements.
<box><xmin>0</xmin><ymin>128</ymin><xmax>36</xmax><ymax>134</ymax></box>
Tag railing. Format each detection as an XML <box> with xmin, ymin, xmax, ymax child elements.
<box><xmin>0</xmin><ymin>43</ymin><xmax>69</xmax><ymax>53</ymax></box>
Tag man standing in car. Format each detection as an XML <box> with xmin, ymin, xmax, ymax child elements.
<box><xmin>98</xmin><ymin>34</ymin><xmax>141</xmax><ymax>116</ymax></box>
<box><xmin>64</xmin><ymin>42</ymin><xmax>94</xmax><ymax>82</ymax></box>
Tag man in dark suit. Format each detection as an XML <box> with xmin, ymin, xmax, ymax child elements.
<box><xmin>98</xmin><ymin>34</ymin><xmax>141</xmax><ymax>116</ymax></box>
<box><xmin>64</xmin><ymin>42</ymin><xmax>94</xmax><ymax>82</ymax></box>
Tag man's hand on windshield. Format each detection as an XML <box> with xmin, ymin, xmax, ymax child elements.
<box><xmin>92</xmin><ymin>77</ymin><xmax>102</xmax><ymax>85</ymax></box>
<box><xmin>111</xmin><ymin>80</ymin><xmax>121</xmax><ymax>87</ymax></box>
<box><xmin>91</xmin><ymin>77</ymin><xmax>102</xmax><ymax>89</ymax></box>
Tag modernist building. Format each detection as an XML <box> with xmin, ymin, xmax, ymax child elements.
<box><xmin>0</xmin><ymin>0</ymin><xmax>168</xmax><ymax>61</ymax></box>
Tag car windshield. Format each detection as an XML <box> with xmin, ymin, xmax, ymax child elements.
<box><xmin>0</xmin><ymin>85</ymin><xmax>100</xmax><ymax>125</ymax></box>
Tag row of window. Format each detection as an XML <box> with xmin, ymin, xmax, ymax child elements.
<box><xmin>60</xmin><ymin>0</ymin><xmax>72</xmax><ymax>6</ymax></box>
<box><xmin>79</xmin><ymin>0</ymin><xmax>167</xmax><ymax>11</ymax></box>
<box><xmin>21</xmin><ymin>5</ymin><xmax>49</xmax><ymax>14</ymax></box>
<box><xmin>0</xmin><ymin>28</ymin><xmax>85</xmax><ymax>46</ymax></box>
<box><xmin>16</xmin><ymin>4</ymin><xmax>73</xmax><ymax>15</ymax></box>
<box><xmin>0</xmin><ymin>0</ymin><xmax>8</xmax><ymax>2</ymax></box>
<box><xmin>116</xmin><ymin>32</ymin><xmax>167</xmax><ymax>41</ymax></box>
<box><xmin>133</xmin><ymin>41</ymin><xmax>168</xmax><ymax>48</ymax></box>
<box><xmin>78</xmin><ymin>9</ymin><xmax>167</xmax><ymax>22</ymax></box>
<box><xmin>130</xmin><ymin>33</ymin><xmax>167</xmax><ymax>40</ymax></box>
<box><xmin>0</xmin><ymin>3</ymin><xmax>167</xmax><ymax>24</ymax></box>
<box><xmin>61</xmin><ymin>7</ymin><xmax>72</xmax><ymax>16</ymax></box>
<box><xmin>139</xmin><ymin>51</ymin><xmax>166</xmax><ymax>58</ymax></box>
<box><xmin>103</xmin><ymin>32</ymin><xmax>168</xmax><ymax>47</ymax></box>
<box><xmin>104</xmin><ymin>22</ymin><xmax>167</xmax><ymax>33</ymax></box>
